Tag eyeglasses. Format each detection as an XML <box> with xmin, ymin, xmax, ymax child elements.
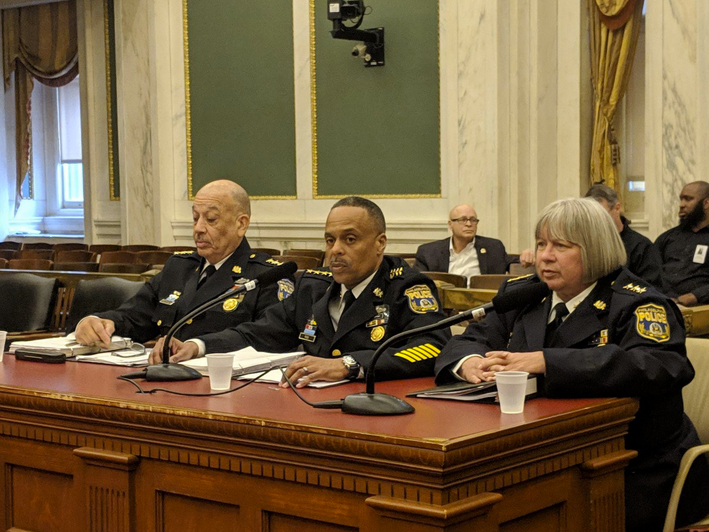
<box><xmin>450</xmin><ymin>217</ymin><xmax>479</xmax><ymax>225</ymax></box>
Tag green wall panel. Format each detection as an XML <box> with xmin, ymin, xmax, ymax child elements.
<box><xmin>186</xmin><ymin>0</ymin><xmax>296</xmax><ymax>198</ymax></box>
<box><xmin>313</xmin><ymin>0</ymin><xmax>440</xmax><ymax>197</ymax></box>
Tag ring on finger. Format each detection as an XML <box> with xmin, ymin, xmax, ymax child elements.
<box><xmin>302</xmin><ymin>367</ymin><xmax>309</xmax><ymax>374</ymax></box>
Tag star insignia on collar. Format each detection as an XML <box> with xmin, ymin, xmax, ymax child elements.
<box><xmin>373</xmin><ymin>287</ymin><xmax>383</xmax><ymax>298</ymax></box>
<box><xmin>593</xmin><ymin>300</ymin><xmax>607</xmax><ymax>311</ymax></box>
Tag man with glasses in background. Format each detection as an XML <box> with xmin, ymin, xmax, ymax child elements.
<box><xmin>414</xmin><ymin>204</ymin><xmax>510</xmax><ymax>283</ymax></box>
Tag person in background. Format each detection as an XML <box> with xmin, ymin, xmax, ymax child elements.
<box><xmin>414</xmin><ymin>204</ymin><xmax>509</xmax><ymax>283</ymax></box>
<box><xmin>583</xmin><ymin>184</ymin><xmax>662</xmax><ymax>287</ymax></box>
<box><xmin>75</xmin><ymin>180</ymin><xmax>289</xmax><ymax>348</ymax></box>
<box><xmin>656</xmin><ymin>180</ymin><xmax>709</xmax><ymax>306</ymax></box>
<box><xmin>435</xmin><ymin>197</ymin><xmax>709</xmax><ymax>532</ymax></box>
<box><xmin>149</xmin><ymin>196</ymin><xmax>450</xmax><ymax>386</ymax></box>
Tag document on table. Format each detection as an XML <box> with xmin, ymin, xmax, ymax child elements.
<box><xmin>180</xmin><ymin>346</ymin><xmax>304</xmax><ymax>377</ymax></box>
<box><xmin>74</xmin><ymin>346</ymin><xmax>150</xmax><ymax>366</ymax></box>
<box><xmin>237</xmin><ymin>368</ymin><xmax>348</xmax><ymax>389</ymax></box>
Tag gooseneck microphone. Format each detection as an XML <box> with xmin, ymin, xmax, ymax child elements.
<box><xmin>123</xmin><ymin>261</ymin><xmax>298</xmax><ymax>382</ymax></box>
<box><xmin>329</xmin><ymin>281</ymin><xmax>550</xmax><ymax>415</ymax></box>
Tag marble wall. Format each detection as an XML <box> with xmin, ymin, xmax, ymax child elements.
<box><xmin>646</xmin><ymin>0</ymin><xmax>709</xmax><ymax>236</ymax></box>
<box><xmin>42</xmin><ymin>0</ymin><xmax>709</xmax><ymax>253</ymax></box>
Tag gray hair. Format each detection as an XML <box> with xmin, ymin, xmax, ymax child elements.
<box><xmin>535</xmin><ymin>198</ymin><xmax>627</xmax><ymax>283</ymax></box>
<box><xmin>585</xmin><ymin>184</ymin><xmax>619</xmax><ymax>208</ymax></box>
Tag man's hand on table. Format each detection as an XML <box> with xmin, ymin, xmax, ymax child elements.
<box><xmin>148</xmin><ymin>337</ymin><xmax>199</xmax><ymax>364</ymax></box>
<box><xmin>280</xmin><ymin>355</ymin><xmax>349</xmax><ymax>389</ymax></box>
<box><xmin>75</xmin><ymin>317</ymin><xmax>115</xmax><ymax>349</ymax></box>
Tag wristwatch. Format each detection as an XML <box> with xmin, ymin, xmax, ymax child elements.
<box><xmin>341</xmin><ymin>355</ymin><xmax>361</xmax><ymax>381</ymax></box>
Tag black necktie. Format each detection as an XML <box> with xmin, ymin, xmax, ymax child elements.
<box><xmin>341</xmin><ymin>290</ymin><xmax>356</xmax><ymax>316</ymax></box>
<box><xmin>545</xmin><ymin>302</ymin><xmax>569</xmax><ymax>345</ymax></box>
<box><xmin>197</xmin><ymin>265</ymin><xmax>216</xmax><ymax>290</ymax></box>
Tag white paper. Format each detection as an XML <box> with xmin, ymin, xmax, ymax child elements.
<box><xmin>237</xmin><ymin>368</ymin><xmax>348</xmax><ymax>389</ymax></box>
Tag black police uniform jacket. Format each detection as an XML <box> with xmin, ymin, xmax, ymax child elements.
<box><xmin>198</xmin><ymin>256</ymin><xmax>451</xmax><ymax>381</ymax></box>
<box><xmin>95</xmin><ymin>239</ymin><xmax>286</xmax><ymax>342</ymax></box>
<box><xmin>435</xmin><ymin>268</ymin><xmax>709</xmax><ymax>531</ymax></box>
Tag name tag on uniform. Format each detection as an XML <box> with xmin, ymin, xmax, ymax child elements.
<box><xmin>694</xmin><ymin>245</ymin><xmax>708</xmax><ymax>264</ymax></box>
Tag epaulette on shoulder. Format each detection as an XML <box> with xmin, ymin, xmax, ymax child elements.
<box><xmin>617</xmin><ymin>281</ymin><xmax>649</xmax><ymax>295</ymax></box>
<box><xmin>247</xmin><ymin>252</ymin><xmax>280</xmax><ymax>266</ymax></box>
<box><xmin>302</xmin><ymin>268</ymin><xmax>333</xmax><ymax>280</ymax></box>
<box><xmin>172</xmin><ymin>250</ymin><xmax>198</xmax><ymax>259</ymax></box>
<box><xmin>506</xmin><ymin>273</ymin><xmax>535</xmax><ymax>285</ymax></box>
<box><xmin>389</xmin><ymin>266</ymin><xmax>405</xmax><ymax>279</ymax></box>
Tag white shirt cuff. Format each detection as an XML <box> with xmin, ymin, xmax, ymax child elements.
<box><xmin>185</xmin><ymin>338</ymin><xmax>206</xmax><ymax>357</ymax></box>
<box><xmin>452</xmin><ymin>354</ymin><xmax>483</xmax><ymax>381</ymax></box>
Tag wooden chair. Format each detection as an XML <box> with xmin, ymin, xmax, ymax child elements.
<box><xmin>99</xmin><ymin>263</ymin><xmax>151</xmax><ymax>274</ymax></box>
<box><xmin>275</xmin><ymin>255</ymin><xmax>320</xmax><ymax>270</ymax></box>
<box><xmin>284</xmin><ymin>249</ymin><xmax>325</xmax><ymax>265</ymax></box>
<box><xmin>99</xmin><ymin>251</ymin><xmax>138</xmax><ymax>265</ymax></box>
<box><xmin>21</xmin><ymin>242</ymin><xmax>53</xmax><ymax>250</ymax></box>
<box><xmin>88</xmin><ymin>244</ymin><xmax>121</xmax><ymax>254</ymax></box>
<box><xmin>509</xmin><ymin>263</ymin><xmax>535</xmax><ymax>275</ymax></box>
<box><xmin>252</xmin><ymin>247</ymin><xmax>281</xmax><ymax>256</ymax></box>
<box><xmin>469</xmin><ymin>274</ymin><xmax>513</xmax><ymax>290</ymax></box>
<box><xmin>121</xmin><ymin>244</ymin><xmax>160</xmax><ymax>252</ymax></box>
<box><xmin>9</xmin><ymin>259</ymin><xmax>54</xmax><ymax>270</ymax></box>
<box><xmin>0</xmin><ymin>258</ymin><xmax>7</xmax><ymax>269</ymax></box>
<box><xmin>662</xmin><ymin>338</ymin><xmax>709</xmax><ymax>531</ymax></box>
<box><xmin>53</xmin><ymin>262</ymin><xmax>100</xmax><ymax>272</ymax></box>
<box><xmin>160</xmin><ymin>246</ymin><xmax>197</xmax><ymax>253</ymax></box>
<box><xmin>17</xmin><ymin>249</ymin><xmax>55</xmax><ymax>261</ymax></box>
<box><xmin>0</xmin><ymin>250</ymin><xmax>17</xmax><ymax>261</ymax></box>
<box><xmin>421</xmin><ymin>271</ymin><xmax>467</xmax><ymax>288</ymax></box>
<box><xmin>135</xmin><ymin>250</ymin><xmax>173</xmax><ymax>266</ymax></box>
<box><xmin>0</xmin><ymin>241</ymin><xmax>22</xmax><ymax>250</ymax></box>
<box><xmin>55</xmin><ymin>250</ymin><xmax>97</xmax><ymax>263</ymax></box>
<box><xmin>53</xmin><ymin>243</ymin><xmax>88</xmax><ymax>252</ymax></box>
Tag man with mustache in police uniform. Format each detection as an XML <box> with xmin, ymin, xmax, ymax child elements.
<box><xmin>150</xmin><ymin>196</ymin><xmax>450</xmax><ymax>386</ymax></box>
<box><xmin>76</xmin><ymin>180</ymin><xmax>290</xmax><ymax>350</ymax></box>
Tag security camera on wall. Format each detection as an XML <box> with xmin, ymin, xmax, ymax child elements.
<box><xmin>327</xmin><ymin>0</ymin><xmax>385</xmax><ymax>67</ymax></box>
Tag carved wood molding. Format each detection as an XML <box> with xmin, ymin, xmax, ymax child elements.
<box><xmin>0</xmin><ymin>393</ymin><xmax>637</xmax><ymax>505</ymax></box>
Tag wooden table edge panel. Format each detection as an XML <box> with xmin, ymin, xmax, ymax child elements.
<box><xmin>0</xmin><ymin>358</ymin><xmax>637</xmax><ymax>531</ymax></box>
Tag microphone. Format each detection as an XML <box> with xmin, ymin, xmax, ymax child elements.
<box><xmin>124</xmin><ymin>261</ymin><xmax>298</xmax><ymax>382</ymax></box>
<box><xmin>331</xmin><ymin>280</ymin><xmax>550</xmax><ymax>415</ymax></box>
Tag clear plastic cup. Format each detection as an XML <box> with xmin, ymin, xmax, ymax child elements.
<box><xmin>495</xmin><ymin>371</ymin><xmax>529</xmax><ymax>414</ymax></box>
<box><xmin>205</xmin><ymin>353</ymin><xmax>235</xmax><ymax>390</ymax></box>
<box><xmin>0</xmin><ymin>330</ymin><xmax>6</xmax><ymax>362</ymax></box>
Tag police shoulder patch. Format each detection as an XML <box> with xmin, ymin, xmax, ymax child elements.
<box><xmin>404</xmin><ymin>284</ymin><xmax>439</xmax><ymax>314</ymax></box>
<box><xmin>634</xmin><ymin>303</ymin><xmax>670</xmax><ymax>343</ymax></box>
<box><xmin>277</xmin><ymin>278</ymin><xmax>295</xmax><ymax>301</ymax></box>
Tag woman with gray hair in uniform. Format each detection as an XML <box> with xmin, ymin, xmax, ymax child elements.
<box><xmin>435</xmin><ymin>197</ymin><xmax>709</xmax><ymax>532</ymax></box>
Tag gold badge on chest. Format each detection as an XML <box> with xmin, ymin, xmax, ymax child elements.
<box><xmin>222</xmin><ymin>296</ymin><xmax>243</xmax><ymax>312</ymax></box>
<box><xmin>370</xmin><ymin>326</ymin><xmax>385</xmax><ymax>342</ymax></box>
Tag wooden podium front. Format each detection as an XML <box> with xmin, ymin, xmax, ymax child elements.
<box><xmin>0</xmin><ymin>356</ymin><xmax>637</xmax><ymax>532</ymax></box>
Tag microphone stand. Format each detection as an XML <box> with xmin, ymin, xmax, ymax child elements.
<box><xmin>339</xmin><ymin>310</ymin><xmax>478</xmax><ymax>415</ymax></box>
<box><xmin>143</xmin><ymin>282</ymin><xmax>255</xmax><ymax>382</ymax></box>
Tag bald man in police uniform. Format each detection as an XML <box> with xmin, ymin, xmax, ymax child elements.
<box><xmin>153</xmin><ymin>196</ymin><xmax>450</xmax><ymax>385</ymax></box>
<box><xmin>75</xmin><ymin>180</ymin><xmax>290</xmax><ymax>349</ymax></box>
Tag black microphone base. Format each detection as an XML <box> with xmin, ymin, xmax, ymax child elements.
<box><xmin>341</xmin><ymin>392</ymin><xmax>415</xmax><ymax>415</ymax></box>
<box><xmin>144</xmin><ymin>363</ymin><xmax>202</xmax><ymax>382</ymax></box>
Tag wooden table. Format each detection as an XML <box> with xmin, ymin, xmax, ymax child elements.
<box><xmin>0</xmin><ymin>355</ymin><xmax>637</xmax><ymax>532</ymax></box>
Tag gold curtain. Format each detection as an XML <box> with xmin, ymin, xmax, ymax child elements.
<box><xmin>1</xmin><ymin>1</ymin><xmax>78</xmax><ymax>212</ymax></box>
<box><xmin>588</xmin><ymin>0</ymin><xmax>644</xmax><ymax>190</ymax></box>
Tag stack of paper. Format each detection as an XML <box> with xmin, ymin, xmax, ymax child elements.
<box><xmin>180</xmin><ymin>346</ymin><xmax>303</xmax><ymax>377</ymax></box>
<box><xmin>407</xmin><ymin>376</ymin><xmax>538</xmax><ymax>402</ymax></box>
<box><xmin>10</xmin><ymin>334</ymin><xmax>133</xmax><ymax>356</ymax></box>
